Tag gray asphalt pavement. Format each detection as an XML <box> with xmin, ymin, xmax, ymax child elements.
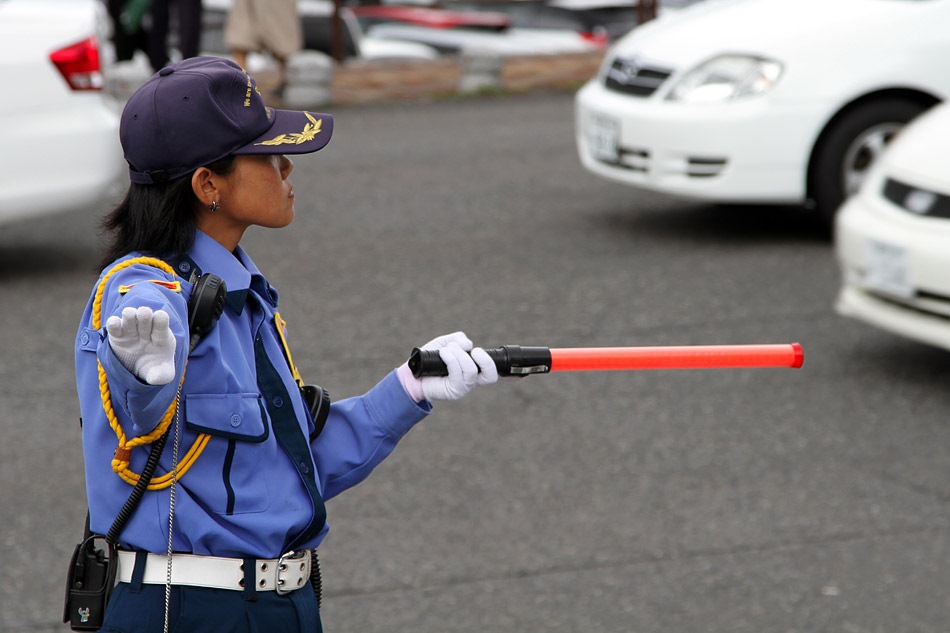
<box><xmin>2</xmin><ymin>91</ymin><xmax>950</xmax><ymax>632</ymax></box>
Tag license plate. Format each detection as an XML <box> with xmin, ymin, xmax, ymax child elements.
<box><xmin>864</xmin><ymin>239</ymin><xmax>913</xmax><ymax>298</ymax></box>
<box><xmin>587</xmin><ymin>113</ymin><xmax>620</xmax><ymax>163</ymax></box>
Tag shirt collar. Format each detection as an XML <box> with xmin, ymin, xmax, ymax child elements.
<box><xmin>184</xmin><ymin>230</ymin><xmax>252</xmax><ymax>291</ymax></box>
<box><xmin>183</xmin><ymin>230</ymin><xmax>279</xmax><ymax>312</ymax></box>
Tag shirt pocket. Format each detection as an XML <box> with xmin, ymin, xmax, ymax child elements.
<box><xmin>184</xmin><ymin>393</ymin><xmax>274</xmax><ymax>515</ymax></box>
<box><xmin>185</xmin><ymin>393</ymin><xmax>269</xmax><ymax>442</ymax></box>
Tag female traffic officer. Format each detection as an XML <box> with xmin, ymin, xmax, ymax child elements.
<box><xmin>74</xmin><ymin>56</ymin><xmax>497</xmax><ymax>632</ymax></box>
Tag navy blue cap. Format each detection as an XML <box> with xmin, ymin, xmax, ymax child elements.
<box><xmin>120</xmin><ymin>56</ymin><xmax>334</xmax><ymax>185</ymax></box>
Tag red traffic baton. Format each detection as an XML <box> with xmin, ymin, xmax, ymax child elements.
<box><xmin>409</xmin><ymin>343</ymin><xmax>804</xmax><ymax>378</ymax></box>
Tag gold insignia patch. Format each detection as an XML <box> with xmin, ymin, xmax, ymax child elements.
<box><xmin>254</xmin><ymin>112</ymin><xmax>322</xmax><ymax>146</ymax></box>
<box><xmin>117</xmin><ymin>280</ymin><xmax>182</xmax><ymax>294</ymax></box>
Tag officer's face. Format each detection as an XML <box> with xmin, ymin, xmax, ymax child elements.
<box><xmin>222</xmin><ymin>154</ymin><xmax>296</xmax><ymax>229</ymax></box>
<box><xmin>195</xmin><ymin>153</ymin><xmax>297</xmax><ymax>251</ymax></box>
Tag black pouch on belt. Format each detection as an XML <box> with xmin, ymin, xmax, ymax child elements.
<box><xmin>63</xmin><ymin>519</ymin><xmax>117</xmax><ymax>631</ymax></box>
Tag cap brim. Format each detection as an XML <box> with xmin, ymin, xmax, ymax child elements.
<box><xmin>234</xmin><ymin>109</ymin><xmax>334</xmax><ymax>156</ymax></box>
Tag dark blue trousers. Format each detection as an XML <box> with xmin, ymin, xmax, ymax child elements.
<box><xmin>99</xmin><ymin>581</ymin><xmax>322</xmax><ymax>632</ymax></box>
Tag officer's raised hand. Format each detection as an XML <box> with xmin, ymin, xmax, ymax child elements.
<box><xmin>106</xmin><ymin>306</ymin><xmax>177</xmax><ymax>385</ymax></box>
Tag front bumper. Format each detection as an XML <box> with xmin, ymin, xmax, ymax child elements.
<box><xmin>574</xmin><ymin>79</ymin><xmax>824</xmax><ymax>204</ymax></box>
<box><xmin>835</xmin><ymin>192</ymin><xmax>950</xmax><ymax>351</ymax></box>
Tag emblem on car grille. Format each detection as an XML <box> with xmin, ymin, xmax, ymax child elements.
<box><xmin>604</xmin><ymin>56</ymin><xmax>673</xmax><ymax>97</ymax></box>
<box><xmin>607</xmin><ymin>57</ymin><xmax>641</xmax><ymax>84</ymax></box>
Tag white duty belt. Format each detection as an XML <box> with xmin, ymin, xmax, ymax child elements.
<box><xmin>117</xmin><ymin>550</ymin><xmax>312</xmax><ymax>594</ymax></box>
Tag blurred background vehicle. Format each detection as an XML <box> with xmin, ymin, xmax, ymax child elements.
<box><xmin>396</xmin><ymin>0</ymin><xmax>705</xmax><ymax>47</ymax></box>
<box><xmin>835</xmin><ymin>101</ymin><xmax>950</xmax><ymax>352</ymax></box>
<box><xmin>575</xmin><ymin>0</ymin><xmax>950</xmax><ymax>230</ymax></box>
<box><xmin>202</xmin><ymin>0</ymin><xmax>440</xmax><ymax>61</ymax></box>
<box><xmin>0</xmin><ymin>0</ymin><xmax>125</xmax><ymax>226</ymax></box>
<box><xmin>350</xmin><ymin>0</ymin><xmax>684</xmax><ymax>55</ymax></box>
<box><xmin>352</xmin><ymin>4</ymin><xmax>511</xmax><ymax>32</ymax></box>
<box><xmin>452</xmin><ymin>0</ymin><xmax>636</xmax><ymax>43</ymax></box>
<box><xmin>362</xmin><ymin>18</ymin><xmax>605</xmax><ymax>55</ymax></box>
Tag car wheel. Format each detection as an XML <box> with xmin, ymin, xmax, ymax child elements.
<box><xmin>809</xmin><ymin>98</ymin><xmax>928</xmax><ymax>228</ymax></box>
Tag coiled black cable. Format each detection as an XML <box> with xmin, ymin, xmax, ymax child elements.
<box><xmin>106</xmin><ymin>431</ymin><xmax>169</xmax><ymax>544</ymax></box>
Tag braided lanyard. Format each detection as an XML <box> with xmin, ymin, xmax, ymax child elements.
<box><xmin>274</xmin><ymin>312</ymin><xmax>305</xmax><ymax>389</ymax></box>
<box><xmin>92</xmin><ymin>256</ymin><xmax>210</xmax><ymax>489</ymax></box>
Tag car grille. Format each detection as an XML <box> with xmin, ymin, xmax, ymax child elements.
<box><xmin>883</xmin><ymin>178</ymin><xmax>950</xmax><ymax>219</ymax></box>
<box><xmin>686</xmin><ymin>157</ymin><xmax>727</xmax><ymax>178</ymax></box>
<box><xmin>596</xmin><ymin>149</ymin><xmax>728</xmax><ymax>178</ymax></box>
<box><xmin>592</xmin><ymin>145</ymin><xmax>649</xmax><ymax>171</ymax></box>
<box><xmin>864</xmin><ymin>286</ymin><xmax>950</xmax><ymax>320</ymax></box>
<box><xmin>604</xmin><ymin>56</ymin><xmax>673</xmax><ymax>97</ymax></box>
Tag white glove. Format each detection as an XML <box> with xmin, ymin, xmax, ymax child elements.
<box><xmin>417</xmin><ymin>331</ymin><xmax>498</xmax><ymax>402</ymax></box>
<box><xmin>106</xmin><ymin>306</ymin><xmax>177</xmax><ymax>386</ymax></box>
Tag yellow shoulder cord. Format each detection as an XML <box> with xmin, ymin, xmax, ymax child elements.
<box><xmin>93</xmin><ymin>256</ymin><xmax>210</xmax><ymax>490</ymax></box>
<box><xmin>274</xmin><ymin>312</ymin><xmax>305</xmax><ymax>389</ymax></box>
<box><xmin>274</xmin><ymin>312</ymin><xmax>331</xmax><ymax>441</ymax></box>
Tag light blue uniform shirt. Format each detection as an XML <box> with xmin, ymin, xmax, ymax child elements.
<box><xmin>75</xmin><ymin>230</ymin><xmax>430</xmax><ymax>558</ymax></box>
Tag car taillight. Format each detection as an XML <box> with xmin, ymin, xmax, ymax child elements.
<box><xmin>50</xmin><ymin>37</ymin><xmax>104</xmax><ymax>91</ymax></box>
<box><xmin>579</xmin><ymin>28</ymin><xmax>609</xmax><ymax>48</ymax></box>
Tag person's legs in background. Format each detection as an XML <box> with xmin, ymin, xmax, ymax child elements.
<box><xmin>225</xmin><ymin>0</ymin><xmax>256</xmax><ymax>73</ymax></box>
<box><xmin>148</xmin><ymin>0</ymin><xmax>171</xmax><ymax>71</ymax></box>
<box><xmin>176</xmin><ymin>0</ymin><xmax>204</xmax><ymax>59</ymax></box>
<box><xmin>107</xmin><ymin>0</ymin><xmax>151</xmax><ymax>62</ymax></box>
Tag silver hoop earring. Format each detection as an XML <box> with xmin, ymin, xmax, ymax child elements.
<box><xmin>209</xmin><ymin>200</ymin><xmax>220</xmax><ymax>213</ymax></box>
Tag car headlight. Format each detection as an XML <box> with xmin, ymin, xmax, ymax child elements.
<box><xmin>666</xmin><ymin>55</ymin><xmax>783</xmax><ymax>103</ymax></box>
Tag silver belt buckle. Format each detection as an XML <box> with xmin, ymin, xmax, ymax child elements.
<box><xmin>276</xmin><ymin>550</ymin><xmax>311</xmax><ymax>595</ymax></box>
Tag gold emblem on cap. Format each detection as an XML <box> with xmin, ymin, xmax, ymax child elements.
<box><xmin>255</xmin><ymin>112</ymin><xmax>322</xmax><ymax>146</ymax></box>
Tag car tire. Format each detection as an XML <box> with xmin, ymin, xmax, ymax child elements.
<box><xmin>809</xmin><ymin>97</ymin><xmax>928</xmax><ymax>229</ymax></box>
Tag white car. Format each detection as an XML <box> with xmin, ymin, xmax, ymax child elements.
<box><xmin>0</xmin><ymin>0</ymin><xmax>125</xmax><ymax>225</ymax></box>
<box><xmin>575</xmin><ymin>0</ymin><xmax>950</xmax><ymax>227</ymax></box>
<box><xmin>835</xmin><ymin>101</ymin><xmax>950</xmax><ymax>351</ymax></box>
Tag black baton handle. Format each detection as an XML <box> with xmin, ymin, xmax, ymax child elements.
<box><xmin>409</xmin><ymin>345</ymin><xmax>552</xmax><ymax>378</ymax></box>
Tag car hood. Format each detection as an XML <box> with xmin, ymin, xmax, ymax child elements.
<box><xmin>612</xmin><ymin>0</ymin><xmax>913</xmax><ymax>66</ymax></box>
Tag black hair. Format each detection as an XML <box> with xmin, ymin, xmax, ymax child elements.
<box><xmin>98</xmin><ymin>156</ymin><xmax>237</xmax><ymax>270</ymax></box>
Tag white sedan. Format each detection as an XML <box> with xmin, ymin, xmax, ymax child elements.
<box><xmin>835</xmin><ymin>101</ymin><xmax>950</xmax><ymax>351</ymax></box>
<box><xmin>575</xmin><ymin>0</ymin><xmax>950</xmax><ymax>227</ymax></box>
<box><xmin>0</xmin><ymin>0</ymin><xmax>125</xmax><ymax>226</ymax></box>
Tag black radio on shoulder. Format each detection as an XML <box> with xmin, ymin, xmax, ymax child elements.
<box><xmin>302</xmin><ymin>383</ymin><xmax>331</xmax><ymax>441</ymax></box>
